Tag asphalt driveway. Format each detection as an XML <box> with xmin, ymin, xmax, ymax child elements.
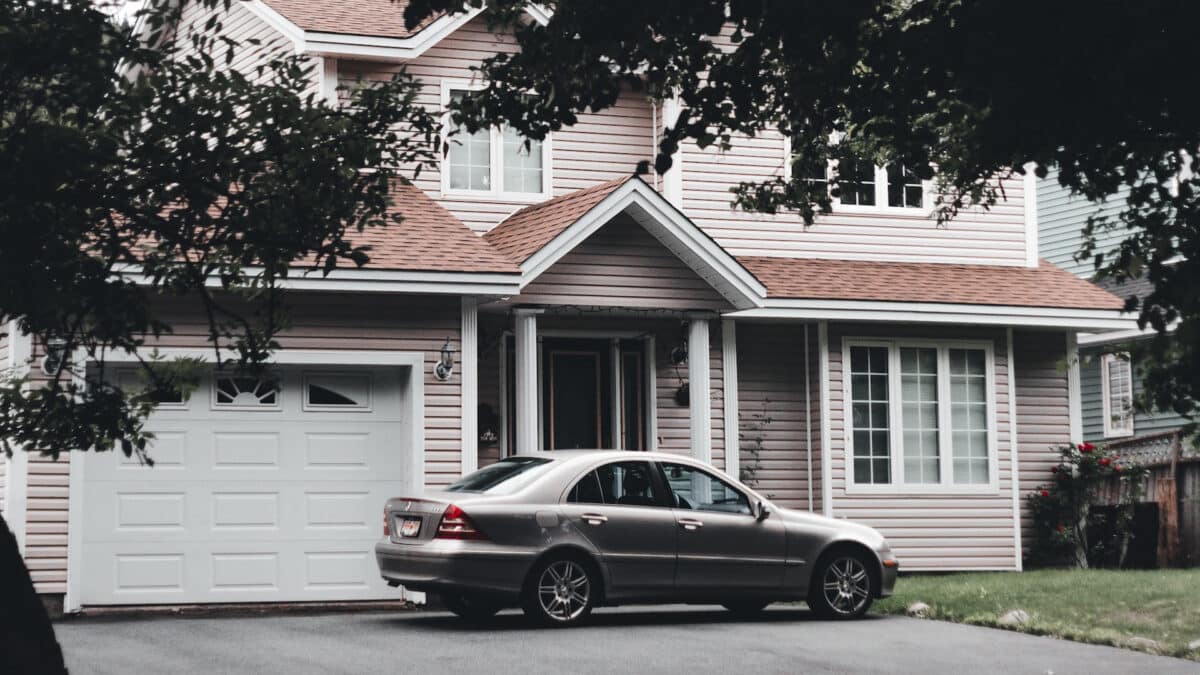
<box><xmin>56</xmin><ymin>605</ymin><xmax>1197</xmax><ymax>675</ymax></box>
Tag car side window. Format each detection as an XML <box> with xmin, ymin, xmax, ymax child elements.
<box><xmin>567</xmin><ymin>470</ymin><xmax>605</xmax><ymax>504</ymax></box>
<box><xmin>566</xmin><ymin>462</ymin><xmax>664</xmax><ymax>507</ymax></box>
<box><xmin>661</xmin><ymin>463</ymin><xmax>752</xmax><ymax>515</ymax></box>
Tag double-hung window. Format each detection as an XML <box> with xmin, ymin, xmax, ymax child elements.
<box><xmin>1101</xmin><ymin>353</ymin><xmax>1135</xmax><ymax>438</ymax></box>
<box><xmin>443</xmin><ymin>85</ymin><xmax>549</xmax><ymax>197</ymax></box>
<box><xmin>845</xmin><ymin>339</ymin><xmax>996</xmax><ymax>491</ymax></box>
<box><xmin>800</xmin><ymin>156</ymin><xmax>931</xmax><ymax>212</ymax></box>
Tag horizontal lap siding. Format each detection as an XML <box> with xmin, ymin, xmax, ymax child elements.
<box><xmin>1013</xmin><ymin>330</ymin><xmax>1070</xmax><ymax>553</ymax></box>
<box><xmin>178</xmin><ymin>1</ymin><xmax>318</xmax><ymax>94</ymax></box>
<box><xmin>1080</xmin><ymin>344</ymin><xmax>1187</xmax><ymax>443</ymax></box>
<box><xmin>339</xmin><ymin>16</ymin><xmax>653</xmax><ymax>234</ymax></box>
<box><xmin>828</xmin><ymin>324</ymin><xmax>1019</xmax><ymax>570</ymax></box>
<box><xmin>737</xmin><ymin>323</ymin><xmax>816</xmax><ymax>510</ymax></box>
<box><xmin>1037</xmin><ymin>171</ymin><xmax>1127</xmax><ymax>277</ymax></box>
<box><xmin>513</xmin><ymin>215</ymin><xmax>730</xmax><ymax>311</ymax></box>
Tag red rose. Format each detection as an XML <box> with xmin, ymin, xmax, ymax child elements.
<box><xmin>1114</xmin><ymin>465</ymin><xmax>1122</xmax><ymax>473</ymax></box>
<box><xmin>1050</xmin><ymin>466</ymin><xmax>1058</xmax><ymax>474</ymax></box>
<box><xmin>1056</xmin><ymin>525</ymin><xmax>1066</xmax><ymax>533</ymax></box>
<box><xmin>1079</xmin><ymin>442</ymin><xmax>1095</xmax><ymax>453</ymax></box>
<box><xmin>1040</xmin><ymin>490</ymin><xmax>1050</xmax><ymax>497</ymax></box>
<box><xmin>1098</xmin><ymin>457</ymin><xmax>1111</xmax><ymax>467</ymax></box>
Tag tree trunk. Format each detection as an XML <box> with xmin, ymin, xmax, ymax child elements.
<box><xmin>0</xmin><ymin>510</ymin><xmax>67</xmax><ymax>674</ymax></box>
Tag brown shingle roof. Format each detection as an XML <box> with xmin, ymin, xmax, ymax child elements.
<box><xmin>738</xmin><ymin>257</ymin><xmax>1125</xmax><ymax>310</ymax></box>
<box><xmin>483</xmin><ymin>175</ymin><xmax>635</xmax><ymax>263</ymax></box>
<box><xmin>260</xmin><ymin>0</ymin><xmax>443</xmax><ymax>40</ymax></box>
<box><xmin>347</xmin><ymin>178</ymin><xmax>518</xmax><ymax>274</ymax></box>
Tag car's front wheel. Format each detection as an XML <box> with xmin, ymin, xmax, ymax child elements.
<box><xmin>522</xmin><ymin>556</ymin><xmax>596</xmax><ymax>627</ymax></box>
<box><xmin>441</xmin><ymin>592</ymin><xmax>502</xmax><ymax>621</ymax></box>
<box><xmin>807</xmin><ymin>552</ymin><xmax>875</xmax><ymax>620</ymax></box>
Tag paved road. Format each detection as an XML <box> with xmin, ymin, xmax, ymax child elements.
<box><xmin>56</xmin><ymin>605</ymin><xmax>1197</xmax><ymax>675</ymax></box>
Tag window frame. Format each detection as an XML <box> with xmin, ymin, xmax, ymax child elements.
<box><xmin>302</xmin><ymin>371</ymin><xmax>374</xmax><ymax>412</ymax></box>
<box><xmin>1100</xmin><ymin>352</ymin><xmax>1135</xmax><ymax>439</ymax></box>
<box><xmin>440</xmin><ymin>79</ymin><xmax>553</xmax><ymax>201</ymax></box>
<box><xmin>561</xmin><ymin>460</ymin><xmax>674</xmax><ymax>509</ymax></box>
<box><xmin>211</xmin><ymin>373</ymin><xmax>283</xmax><ymax>412</ymax></box>
<box><xmin>841</xmin><ymin>338</ymin><xmax>1000</xmax><ymax>495</ymax></box>
<box><xmin>783</xmin><ymin>138</ymin><xmax>935</xmax><ymax>216</ymax></box>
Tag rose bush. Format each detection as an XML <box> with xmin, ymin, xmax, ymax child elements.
<box><xmin>1027</xmin><ymin>442</ymin><xmax>1149</xmax><ymax>568</ymax></box>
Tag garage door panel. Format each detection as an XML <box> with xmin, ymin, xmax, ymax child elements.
<box><xmin>81</xmin><ymin>365</ymin><xmax>412</xmax><ymax>605</ymax></box>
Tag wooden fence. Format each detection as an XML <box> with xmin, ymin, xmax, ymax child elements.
<box><xmin>1095</xmin><ymin>431</ymin><xmax>1199</xmax><ymax>567</ymax></box>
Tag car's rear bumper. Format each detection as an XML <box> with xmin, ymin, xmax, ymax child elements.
<box><xmin>374</xmin><ymin>539</ymin><xmax>537</xmax><ymax>598</ymax></box>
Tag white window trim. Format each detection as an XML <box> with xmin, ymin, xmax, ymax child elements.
<box><xmin>841</xmin><ymin>338</ymin><xmax>1000</xmax><ymax>495</ymax></box>
<box><xmin>1100</xmin><ymin>352</ymin><xmax>1135</xmax><ymax>439</ymax></box>
<box><xmin>440</xmin><ymin>78</ymin><xmax>553</xmax><ymax>201</ymax></box>
<box><xmin>783</xmin><ymin>138</ymin><xmax>935</xmax><ymax>217</ymax></box>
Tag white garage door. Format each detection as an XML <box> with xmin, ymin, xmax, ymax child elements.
<box><xmin>81</xmin><ymin>366</ymin><xmax>412</xmax><ymax>605</ymax></box>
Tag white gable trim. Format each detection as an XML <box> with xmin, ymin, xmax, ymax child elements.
<box><xmin>243</xmin><ymin>2</ymin><xmax>548</xmax><ymax>62</ymax></box>
<box><xmin>727</xmin><ymin>299</ymin><xmax>1134</xmax><ymax>331</ymax></box>
<box><xmin>517</xmin><ymin>178</ymin><xmax>767</xmax><ymax>310</ymax></box>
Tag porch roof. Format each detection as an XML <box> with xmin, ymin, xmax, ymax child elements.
<box><xmin>738</xmin><ymin>256</ymin><xmax>1125</xmax><ymax>310</ymax></box>
<box><xmin>348</xmin><ymin>178</ymin><xmax>520</xmax><ymax>274</ymax></box>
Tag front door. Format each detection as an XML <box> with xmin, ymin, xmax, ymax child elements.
<box><xmin>658</xmin><ymin>462</ymin><xmax>788</xmax><ymax>593</ymax></box>
<box><xmin>558</xmin><ymin>460</ymin><xmax>677</xmax><ymax>598</ymax></box>
<box><xmin>539</xmin><ymin>338</ymin><xmax>646</xmax><ymax>450</ymax></box>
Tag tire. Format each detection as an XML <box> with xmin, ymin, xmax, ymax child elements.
<box><xmin>807</xmin><ymin>552</ymin><xmax>875</xmax><ymax>620</ymax></box>
<box><xmin>521</xmin><ymin>556</ymin><xmax>597</xmax><ymax>627</ymax></box>
<box><xmin>722</xmin><ymin>600</ymin><xmax>771</xmax><ymax>616</ymax></box>
<box><xmin>441</xmin><ymin>592</ymin><xmax>502</xmax><ymax>621</ymax></box>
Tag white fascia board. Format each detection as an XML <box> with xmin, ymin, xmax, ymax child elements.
<box><xmin>726</xmin><ymin>300</ymin><xmax>1136</xmax><ymax>331</ymax></box>
<box><xmin>517</xmin><ymin>179</ymin><xmax>766</xmax><ymax>309</ymax></box>
<box><xmin>117</xmin><ymin>266</ymin><xmax>521</xmax><ymax>296</ymax></box>
<box><xmin>1077</xmin><ymin>320</ymin><xmax>1177</xmax><ymax>346</ymax></box>
<box><xmin>242</xmin><ymin>0</ymin><xmax>307</xmax><ymax>53</ymax></box>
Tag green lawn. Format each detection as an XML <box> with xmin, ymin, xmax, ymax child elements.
<box><xmin>875</xmin><ymin>569</ymin><xmax>1200</xmax><ymax>660</ymax></box>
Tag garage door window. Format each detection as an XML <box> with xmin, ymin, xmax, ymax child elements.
<box><xmin>214</xmin><ymin>375</ymin><xmax>280</xmax><ymax>409</ymax></box>
<box><xmin>116</xmin><ymin>369</ymin><xmax>188</xmax><ymax>408</ymax></box>
<box><xmin>303</xmin><ymin>373</ymin><xmax>372</xmax><ymax>411</ymax></box>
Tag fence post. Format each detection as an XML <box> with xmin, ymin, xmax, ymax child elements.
<box><xmin>1156</xmin><ymin>432</ymin><xmax>1182</xmax><ymax>567</ymax></box>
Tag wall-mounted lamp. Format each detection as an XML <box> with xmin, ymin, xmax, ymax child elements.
<box><xmin>434</xmin><ymin>337</ymin><xmax>456</xmax><ymax>381</ymax></box>
<box><xmin>40</xmin><ymin>336</ymin><xmax>69</xmax><ymax>376</ymax></box>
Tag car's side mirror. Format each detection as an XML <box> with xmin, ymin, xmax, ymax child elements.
<box><xmin>753</xmin><ymin>500</ymin><xmax>770</xmax><ymax>521</ymax></box>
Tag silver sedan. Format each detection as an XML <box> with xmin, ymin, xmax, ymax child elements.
<box><xmin>375</xmin><ymin>450</ymin><xmax>898</xmax><ymax>626</ymax></box>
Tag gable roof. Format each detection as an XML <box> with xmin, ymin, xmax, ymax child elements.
<box><xmin>738</xmin><ymin>256</ymin><xmax>1124</xmax><ymax>310</ymax></box>
<box><xmin>483</xmin><ymin>176</ymin><xmax>633</xmax><ymax>263</ymax></box>
<box><xmin>258</xmin><ymin>0</ymin><xmax>442</xmax><ymax>40</ymax></box>
<box><xmin>485</xmin><ymin>176</ymin><xmax>766</xmax><ymax>310</ymax></box>
<box><xmin>350</xmin><ymin>178</ymin><xmax>519</xmax><ymax>274</ymax></box>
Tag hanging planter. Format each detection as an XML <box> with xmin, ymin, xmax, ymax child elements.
<box><xmin>674</xmin><ymin>382</ymin><xmax>689</xmax><ymax>406</ymax></box>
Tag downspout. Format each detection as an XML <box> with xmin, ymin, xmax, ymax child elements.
<box><xmin>804</xmin><ymin>323</ymin><xmax>814</xmax><ymax>513</ymax></box>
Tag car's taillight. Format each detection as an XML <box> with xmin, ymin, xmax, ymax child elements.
<box><xmin>436</xmin><ymin>504</ymin><xmax>486</xmax><ymax>540</ymax></box>
<box><xmin>383</xmin><ymin>506</ymin><xmax>391</xmax><ymax>538</ymax></box>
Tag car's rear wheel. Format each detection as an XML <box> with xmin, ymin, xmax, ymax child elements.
<box><xmin>522</xmin><ymin>557</ymin><xmax>596</xmax><ymax>627</ymax></box>
<box><xmin>721</xmin><ymin>600</ymin><xmax>771</xmax><ymax>616</ymax></box>
<box><xmin>807</xmin><ymin>552</ymin><xmax>875</xmax><ymax>620</ymax></box>
<box><xmin>441</xmin><ymin>592</ymin><xmax>502</xmax><ymax>621</ymax></box>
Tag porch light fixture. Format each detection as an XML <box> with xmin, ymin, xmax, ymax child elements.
<box><xmin>40</xmin><ymin>336</ymin><xmax>69</xmax><ymax>376</ymax></box>
<box><xmin>434</xmin><ymin>337</ymin><xmax>456</xmax><ymax>381</ymax></box>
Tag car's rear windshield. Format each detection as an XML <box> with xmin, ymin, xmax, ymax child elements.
<box><xmin>445</xmin><ymin>457</ymin><xmax>554</xmax><ymax>493</ymax></box>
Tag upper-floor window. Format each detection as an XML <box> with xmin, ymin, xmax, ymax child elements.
<box><xmin>786</xmin><ymin>140</ymin><xmax>932</xmax><ymax>213</ymax></box>
<box><xmin>443</xmin><ymin>84</ymin><xmax>549</xmax><ymax>198</ymax></box>
<box><xmin>844</xmin><ymin>339</ymin><xmax>996</xmax><ymax>491</ymax></box>
<box><xmin>1101</xmin><ymin>353</ymin><xmax>1135</xmax><ymax>438</ymax></box>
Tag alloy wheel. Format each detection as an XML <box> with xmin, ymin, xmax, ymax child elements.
<box><xmin>536</xmin><ymin>560</ymin><xmax>591</xmax><ymax>623</ymax></box>
<box><xmin>821</xmin><ymin>556</ymin><xmax>871</xmax><ymax>616</ymax></box>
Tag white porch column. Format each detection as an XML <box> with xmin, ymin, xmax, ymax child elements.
<box><xmin>1066</xmin><ymin>332</ymin><xmax>1082</xmax><ymax>444</ymax></box>
<box><xmin>459</xmin><ymin>297</ymin><xmax>478</xmax><ymax>475</ymax></box>
<box><xmin>688</xmin><ymin>317</ymin><xmax>712</xmax><ymax>463</ymax></box>
<box><xmin>514</xmin><ymin>309</ymin><xmax>542</xmax><ymax>454</ymax></box>
<box><xmin>721</xmin><ymin>319</ymin><xmax>739</xmax><ymax>476</ymax></box>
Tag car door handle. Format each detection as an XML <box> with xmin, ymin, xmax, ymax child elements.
<box><xmin>678</xmin><ymin>518</ymin><xmax>704</xmax><ymax>530</ymax></box>
<box><xmin>581</xmin><ymin>513</ymin><xmax>608</xmax><ymax>525</ymax></box>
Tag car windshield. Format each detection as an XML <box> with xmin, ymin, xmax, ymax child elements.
<box><xmin>445</xmin><ymin>457</ymin><xmax>554</xmax><ymax>493</ymax></box>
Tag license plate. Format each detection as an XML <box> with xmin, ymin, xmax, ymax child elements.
<box><xmin>399</xmin><ymin>517</ymin><xmax>421</xmax><ymax>538</ymax></box>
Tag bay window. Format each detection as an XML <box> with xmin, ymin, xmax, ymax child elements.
<box><xmin>845</xmin><ymin>339</ymin><xmax>996</xmax><ymax>490</ymax></box>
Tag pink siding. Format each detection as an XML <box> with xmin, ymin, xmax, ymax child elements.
<box><xmin>736</xmin><ymin>323</ymin><xmax>818</xmax><ymax>510</ymax></box>
<box><xmin>512</xmin><ymin>215</ymin><xmax>730</xmax><ymax>311</ymax></box>
<box><xmin>826</xmin><ymin>324</ymin><xmax>1020</xmax><ymax>570</ymax></box>
<box><xmin>338</xmin><ymin>15</ymin><xmax>655</xmax><ymax>234</ymax></box>
<box><xmin>1013</xmin><ymin>330</ymin><xmax>1070</xmax><ymax>552</ymax></box>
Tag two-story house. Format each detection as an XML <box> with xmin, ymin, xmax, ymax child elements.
<box><xmin>1038</xmin><ymin>171</ymin><xmax>1193</xmax><ymax>458</ymax></box>
<box><xmin>0</xmin><ymin>1</ymin><xmax>1131</xmax><ymax>614</ymax></box>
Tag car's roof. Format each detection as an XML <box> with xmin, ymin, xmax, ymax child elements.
<box><xmin>514</xmin><ymin>449</ymin><xmax>711</xmax><ymax>465</ymax></box>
